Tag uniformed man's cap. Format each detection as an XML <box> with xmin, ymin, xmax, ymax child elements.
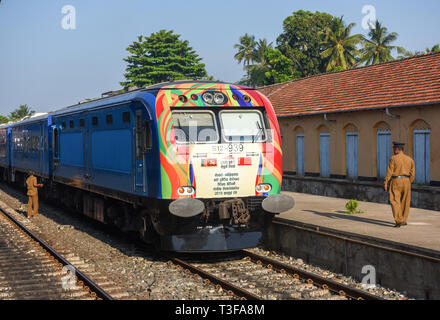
<box><xmin>392</xmin><ymin>141</ymin><xmax>405</xmax><ymax>148</ymax></box>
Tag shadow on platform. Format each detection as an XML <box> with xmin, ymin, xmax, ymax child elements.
<box><xmin>303</xmin><ymin>209</ymin><xmax>396</xmax><ymax>227</ymax></box>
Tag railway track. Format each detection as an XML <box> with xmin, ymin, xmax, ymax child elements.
<box><xmin>0</xmin><ymin>184</ymin><xmax>393</xmax><ymax>300</ymax></box>
<box><xmin>0</xmin><ymin>207</ymin><xmax>114</xmax><ymax>300</ymax></box>
<box><xmin>167</xmin><ymin>250</ymin><xmax>383</xmax><ymax>300</ymax></box>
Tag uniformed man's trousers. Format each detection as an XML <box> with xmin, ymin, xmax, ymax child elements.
<box><xmin>27</xmin><ymin>195</ymin><xmax>39</xmax><ymax>218</ymax></box>
<box><xmin>389</xmin><ymin>178</ymin><xmax>411</xmax><ymax>224</ymax></box>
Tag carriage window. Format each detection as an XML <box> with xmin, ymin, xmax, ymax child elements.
<box><xmin>70</xmin><ymin>120</ymin><xmax>74</xmax><ymax>129</ymax></box>
<box><xmin>80</xmin><ymin>119</ymin><xmax>85</xmax><ymax>128</ymax></box>
<box><xmin>92</xmin><ymin>116</ymin><xmax>98</xmax><ymax>126</ymax></box>
<box><xmin>172</xmin><ymin>111</ymin><xmax>218</xmax><ymax>144</ymax></box>
<box><xmin>62</xmin><ymin>122</ymin><xmax>66</xmax><ymax>130</ymax></box>
<box><xmin>219</xmin><ymin>110</ymin><xmax>266</xmax><ymax>142</ymax></box>
<box><xmin>106</xmin><ymin>114</ymin><xmax>113</xmax><ymax>125</ymax></box>
<box><xmin>123</xmin><ymin>111</ymin><xmax>130</xmax><ymax>123</ymax></box>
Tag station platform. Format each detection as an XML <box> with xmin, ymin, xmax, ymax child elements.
<box><xmin>276</xmin><ymin>191</ymin><xmax>440</xmax><ymax>257</ymax></box>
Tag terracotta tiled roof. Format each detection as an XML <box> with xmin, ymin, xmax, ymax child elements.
<box><xmin>258</xmin><ymin>52</ymin><xmax>440</xmax><ymax>117</ymax></box>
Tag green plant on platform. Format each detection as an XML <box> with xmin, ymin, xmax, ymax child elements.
<box><xmin>345</xmin><ymin>200</ymin><xmax>363</xmax><ymax>214</ymax></box>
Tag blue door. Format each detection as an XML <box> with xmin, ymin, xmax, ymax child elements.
<box><xmin>135</xmin><ymin>109</ymin><xmax>145</xmax><ymax>192</ymax></box>
<box><xmin>319</xmin><ymin>133</ymin><xmax>330</xmax><ymax>178</ymax></box>
<box><xmin>39</xmin><ymin>123</ymin><xmax>43</xmax><ymax>174</ymax></box>
<box><xmin>346</xmin><ymin>133</ymin><xmax>358</xmax><ymax>179</ymax></box>
<box><xmin>413</xmin><ymin>130</ymin><xmax>430</xmax><ymax>184</ymax></box>
<box><xmin>377</xmin><ymin>131</ymin><xmax>391</xmax><ymax>179</ymax></box>
<box><xmin>296</xmin><ymin>134</ymin><xmax>305</xmax><ymax>176</ymax></box>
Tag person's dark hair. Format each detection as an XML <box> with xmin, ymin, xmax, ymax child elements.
<box><xmin>393</xmin><ymin>145</ymin><xmax>404</xmax><ymax>151</ymax></box>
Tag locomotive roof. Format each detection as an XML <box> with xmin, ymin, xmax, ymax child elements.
<box><xmin>3</xmin><ymin>81</ymin><xmax>255</xmax><ymax>128</ymax></box>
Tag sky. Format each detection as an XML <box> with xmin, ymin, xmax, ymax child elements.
<box><xmin>0</xmin><ymin>0</ymin><xmax>439</xmax><ymax>115</ymax></box>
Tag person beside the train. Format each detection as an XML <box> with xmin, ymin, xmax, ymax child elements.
<box><xmin>384</xmin><ymin>142</ymin><xmax>415</xmax><ymax>228</ymax></box>
<box><xmin>26</xmin><ymin>171</ymin><xmax>43</xmax><ymax>219</ymax></box>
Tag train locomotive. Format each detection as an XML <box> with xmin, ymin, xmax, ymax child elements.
<box><xmin>0</xmin><ymin>81</ymin><xmax>294</xmax><ymax>252</ymax></box>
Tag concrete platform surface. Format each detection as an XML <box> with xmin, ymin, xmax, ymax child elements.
<box><xmin>278</xmin><ymin>191</ymin><xmax>440</xmax><ymax>254</ymax></box>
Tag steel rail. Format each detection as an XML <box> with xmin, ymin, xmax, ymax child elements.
<box><xmin>0</xmin><ymin>207</ymin><xmax>114</xmax><ymax>300</ymax></box>
<box><xmin>241</xmin><ymin>250</ymin><xmax>383</xmax><ymax>300</ymax></box>
<box><xmin>167</xmin><ymin>256</ymin><xmax>263</xmax><ymax>300</ymax></box>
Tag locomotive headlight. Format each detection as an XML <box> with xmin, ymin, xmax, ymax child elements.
<box><xmin>214</xmin><ymin>92</ymin><xmax>226</xmax><ymax>105</ymax></box>
<box><xmin>256</xmin><ymin>184</ymin><xmax>271</xmax><ymax>193</ymax></box>
<box><xmin>202</xmin><ymin>92</ymin><xmax>214</xmax><ymax>104</ymax></box>
<box><xmin>202</xmin><ymin>91</ymin><xmax>227</xmax><ymax>105</ymax></box>
<box><xmin>178</xmin><ymin>186</ymin><xmax>195</xmax><ymax>196</ymax></box>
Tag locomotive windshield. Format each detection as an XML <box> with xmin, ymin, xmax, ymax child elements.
<box><xmin>172</xmin><ymin>111</ymin><xmax>219</xmax><ymax>143</ymax></box>
<box><xmin>219</xmin><ymin>110</ymin><xmax>266</xmax><ymax>142</ymax></box>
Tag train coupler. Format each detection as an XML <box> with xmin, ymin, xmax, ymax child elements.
<box><xmin>218</xmin><ymin>198</ymin><xmax>250</xmax><ymax>225</ymax></box>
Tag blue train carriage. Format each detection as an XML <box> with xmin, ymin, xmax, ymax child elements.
<box><xmin>0</xmin><ymin>124</ymin><xmax>11</xmax><ymax>180</ymax></box>
<box><xmin>47</xmin><ymin>90</ymin><xmax>160</xmax><ymax>233</ymax></box>
<box><xmin>6</xmin><ymin>114</ymin><xmax>51</xmax><ymax>189</ymax></box>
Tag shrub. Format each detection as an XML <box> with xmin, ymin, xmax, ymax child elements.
<box><xmin>345</xmin><ymin>200</ymin><xmax>363</xmax><ymax>214</ymax></box>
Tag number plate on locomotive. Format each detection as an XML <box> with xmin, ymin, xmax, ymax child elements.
<box><xmin>212</xmin><ymin>143</ymin><xmax>244</xmax><ymax>153</ymax></box>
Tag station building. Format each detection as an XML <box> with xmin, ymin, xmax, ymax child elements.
<box><xmin>259</xmin><ymin>52</ymin><xmax>440</xmax><ymax>211</ymax></box>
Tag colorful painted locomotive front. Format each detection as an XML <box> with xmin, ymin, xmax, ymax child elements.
<box><xmin>155</xmin><ymin>82</ymin><xmax>283</xmax><ymax>200</ymax></box>
<box><xmin>153</xmin><ymin>82</ymin><xmax>294</xmax><ymax>251</ymax></box>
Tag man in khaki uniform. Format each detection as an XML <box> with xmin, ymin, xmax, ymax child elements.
<box><xmin>384</xmin><ymin>142</ymin><xmax>415</xmax><ymax>228</ymax></box>
<box><xmin>26</xmin><ymin>171</ymin><xmax>43</xmax><ymax>218</ymax></box>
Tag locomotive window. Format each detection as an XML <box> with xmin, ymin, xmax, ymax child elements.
<box><xmin>172</xmin><ymin>111</ymin><xmax>218</xmax><ymax>144</ymax></box>
<box><xmin>80</xmin><ymin>119</ymin><xmax>85</xmax><ymax>128</ymax></box>
<box><xmin>92</xmin><ymin>116</ymin><xmax>98</xmax><ymax>126</ymax></box>
<box><xmin>69</xmin><ymin>120</ymin><xmax>74</xmax><ymax>128</ymax></box>
<box><xmin>106</xmin><ymin>114</ymin><xmax>113</xmax><ymax>125</ymax></box>
<box><xmin>219</xmin><ymin>110</ymin><xmax>266</xmax><ymax>143</ymax></box>
<box><xmin>122</xmin><ymin>111</ymin><xmax>130</xmax><ymax>123</ymax></box>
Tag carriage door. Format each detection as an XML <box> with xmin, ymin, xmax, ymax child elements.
<box><xmin>135</xmin><ymin>110</ymin><xmax>145</xmax><ymax>192</ymax></box>
<box><xmin>377</xmin><ymin>131</ymin><xmax>391</xmax><ymax>179</ymax></box>
<box><xmin>52</xmin><ymin>125</ymin><xmax>61</xmax><ymax>172</ymax></box>
<box><xmin>81</xmin><ymin>117</ymin><xmax>92</xmax><ymax>181</ymax></box>
<box><xmin>413</xmin><ymin>129</ymin><xmax>430</xmax><ymax>184</ymax></box>
<box><xmin>39</xmin><ymin>123</ymin><xmax>44</xmax><ymax>173</ymax></box>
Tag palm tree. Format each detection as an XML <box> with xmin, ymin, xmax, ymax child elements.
<box><xmin>234</xmin><ymin>35</ymin><xmax>274</xmax><ymax>86</ymax></box>
<box><xmin>9</xmin><ymin>104</ymin><xmax>35</xmax><ymax>121</ymax></box>
<box><xmin>253</xmin><ymin>39</ymin><xmax>273</xmax><ymax>66</ymax></box>
<box><xmin>320</xmin><ymin>17</ymin><xmax>363</xmax><ymax>72</ymax></box>
<box><xmin>234</xmin><ymin>34</ymin><xmax>257</xmax><ymax>70</ymax></box>
<box><xmin>245</xmin><ymin>39</ymin><xmax>273</xmax><ymax>87</ymax></box>
<box><xmin>359</xmin><ymin>20</ymin><xmax>405</xmax><ymax>65</ymax></box>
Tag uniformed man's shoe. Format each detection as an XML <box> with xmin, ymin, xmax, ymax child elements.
<box><xmin>393</xmin><ymin>223</ymin><xmax>401</xmax><ymax>228</ymax></box>
<box><xmin>401</xmin><ymin>222</ymin><xmax>407</xmax><ymax>226</ymax></box>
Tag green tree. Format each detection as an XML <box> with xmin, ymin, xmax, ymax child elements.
<box><xmin>320</xmin><ymin>17</ymin><xmax>363</xmax><ymax>72</ymax></box>
<box><xmin>0</xmin><ymin>115</ymin><xmax>9</xmax><ymax>124</ymax></box>
<box><xmin>359</xmin><ymin>20</ymin><xmax>405</xmax><ymax>65</ymax></box>
<box><xmin>425</xmin><ymin>44</ymin><xmax>440</xmax><ymax>53</ymax></box>
<box><xmin>277</xmin><ymin>10</ymin><xmax>335</xmax><ymax>77</ymax></box>
<box><xmin>263</xmin><ymin>47</ymin><xmax>300</xmax><ymax>85</ymax></box>
<box><xmin>9</xmin><ymin>104</ymin><xmax>35</xmax><ymax>121</ymax></box>
<box><xmin>121</xmin><ymin>30</ymin><xmax>208</xmax><ymax>88</ymax></box>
